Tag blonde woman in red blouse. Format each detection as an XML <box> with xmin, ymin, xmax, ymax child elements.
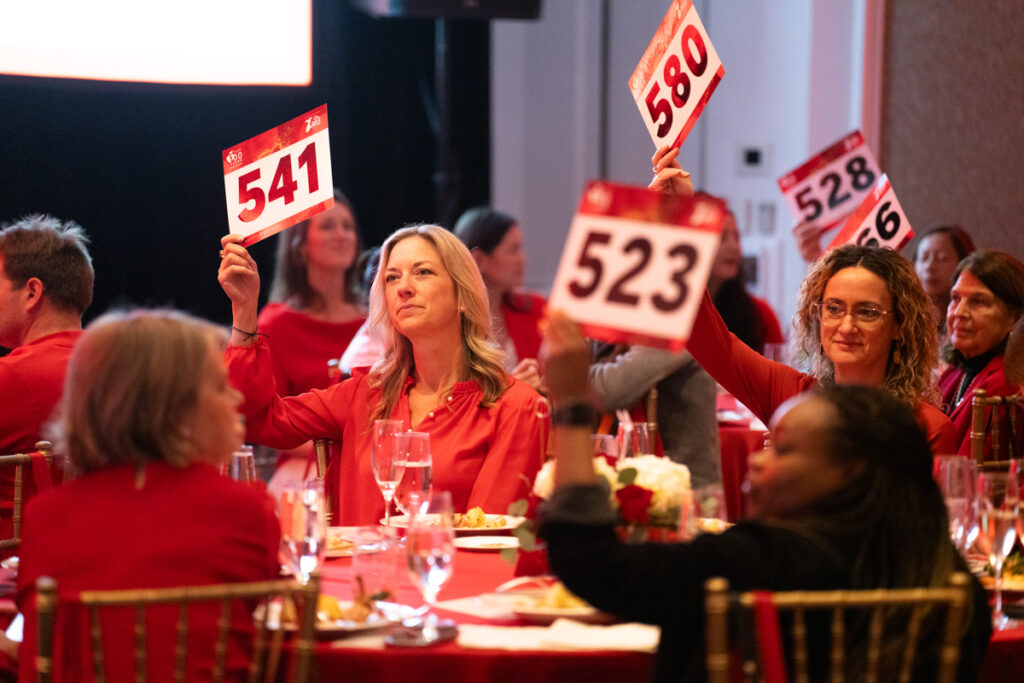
<box><xmin>219</xmin><ymin>224</ymin><xmax>546</xmax><ymax>524</ymax></box>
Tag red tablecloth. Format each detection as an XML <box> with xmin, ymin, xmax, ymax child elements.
<box><xmin>982</xmin><ymin>621</ymin><xmax>1024</xmax><ymax>681</ymax></box>
<box><xmin>718</xmin><ymin>423</ymin><xmax>763</xmax><ymax>521</ymax></box>
<box><xmin>313</xmin><ymin>550</ymin><xmax>653</xmax><ymax>683</ymax></box>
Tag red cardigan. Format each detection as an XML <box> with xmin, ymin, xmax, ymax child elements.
<box><xmin>939</xmin><ymin>354</ymin><xmax>1022</xmax><ymax>458</ymax></box>
<box><xmin>16</xmin><ymin>462</ymin><xmax>280</xmax><ymax>682</ymax></box>
<box><xmin>689</xmin><ymin>291</ymin><xmax>956</xmax><ymax>455</ymax></box>
<box><xmin>226</xmin><ymin>337</ymin><xmax>546</xmax><ymax>524</ymax></box>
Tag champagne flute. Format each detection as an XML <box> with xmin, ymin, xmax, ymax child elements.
<box><xmin>394</xmin><ymin>432</ymin><xmax>434</xmax><ymax>517</ymax></box>
<box><xmin>280</xmin><ymin>479</ymin><xmax>327</xmax><ymax>585</ymax></box>
<box><xmin>387</xmin><ymin>491</ymin><xmax>458</xmax><ymax>646</ymax></box>
<box><xmin>371</xmin><ymin>419</ymin><xmax>406</xmax><ymax>526</ymax></box>
<box><xmin>977</xmin><ymin>469</ymin><xmax>1020</xmax><ymax>629</ymax></box>
<box><xmin>933</xmin><ymin>456</ymin><xmax>978</xmax><ymax>554</ymax></box>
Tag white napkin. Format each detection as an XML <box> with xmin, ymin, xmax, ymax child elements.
<box><xmin>457</xmin><ymin>618</ymin><xmax>660</xmax><ymax>652</ymax></box>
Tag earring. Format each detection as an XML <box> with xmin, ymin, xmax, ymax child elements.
<box><xmin>892</xmin><ymin>344</ymin><xmax>902</xmax><ymax>365</ymax></box>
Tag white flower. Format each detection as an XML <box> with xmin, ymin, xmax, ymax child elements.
<box><xmin>618</xmin><ymin>455</ymin><xmax>691</xmax><ymax>517</ymax></box>
<box><xmin>532</xmin><ymin>456</ymin><xmax>620</xmax><ymax>503</ymax></box>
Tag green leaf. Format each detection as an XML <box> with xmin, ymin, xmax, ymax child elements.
<box><xmin>500</xmin><ymin>547</ymin><xmax>518</xmax><ymax>565</ymax></box>
<box><xmin>507</xmin><ymin>498</ymin><xmax>528</xmax><ymax>517</ymax></box>
<box><xmin>617</xmin><ymin>467</ymin><xmax>637</xmax><ymax>486</ymax></box>
<box><xmin>513</xmin><ymin>525</ymin><xmax>537</xmax><ymax>552</ymax></box>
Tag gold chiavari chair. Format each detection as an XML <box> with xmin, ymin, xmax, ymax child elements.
<box><xmin>970</xmin><ymin>388</ymin><xmax>1024</xmax><ymax>471</ymax></box>
<box><xmin>35</xmin><ymin>573</ymin><xmax>320</xmax><ymax>683</ymax></box>
<box><xmin>0</xmin><ymin>440</ymin><xmax>53</xmax><ymax>552</ymax></box>
<box><xmin>704</xmin><ymin>573</ymin><xmax>971</xmax><ymax>683</ymax></box>
<box><xmin>313</xmin><ymin>439</ymin><xmax>333</xmax><ymax>524</ymax></box>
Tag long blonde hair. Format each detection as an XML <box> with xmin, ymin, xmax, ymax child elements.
<box><xmin>366</xmin><ymin>225</ymin><xmax>509</xmax><ymax>423</ymax></box>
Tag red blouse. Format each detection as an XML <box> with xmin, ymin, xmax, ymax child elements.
<box><xmin>226</xmin><ymin>337</ymin><xmax>546</xmax><ymax>524</ymax></box>
<box><xmin>939</xmin><ymin>354</ymin><xmax>1022</xmax><ymax>458</ymax></box>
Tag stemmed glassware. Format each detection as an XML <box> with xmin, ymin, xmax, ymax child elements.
<box><xmin>393</xmin><ymin>432</ymin><xmax>434</xmax><ymax>518</ymax></box>
<box><xmin>616</xmin><ymin>422</ymin><xmax>651</xmax><ymax>462</ymax></box>
<box><xmin>280</xmin><ymin>479</ymin><xmax>327</xmax><ymax>584</ymax></box>
<box><xmin>386</xmin><ymin>491</ymin><xmax>458</xmax><ymax>646</ymax></box>
<box><xmin>371</xmin><ymin>419</ymin><xmax>407</xmax><ymax>526</ymax></box>
<box><xmin>933</xmin><ymin>456</ymin><xmax>979</xmax><ymax>555</ymax></box>
<box><xmin>977</xmin><ymin>468</ymin><xmax>1020</xmax><ymax>629</ymax></box>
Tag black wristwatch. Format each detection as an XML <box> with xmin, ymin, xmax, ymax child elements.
<box><xmin>551</xmin><ymin>400</ymin><xmax>596</xmax><ymax>426</ymax></box>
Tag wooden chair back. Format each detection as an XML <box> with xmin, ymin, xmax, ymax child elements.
<box><xmin>0</xmin><ymin>440</ymin><xmax>53</xmax><ymax>551</ymax></box>
<box><xmin>704</xmin><ymin>572</ymin><xmax>971</xmax><ymax>683</ymax></box>
<box><xmin>970</xmin><ymin>388</ymin><xmax>1024</xmax><ymax>469</ymax></box>
<box><xmin>35</xmin><ymin>573</ymin><xmax>320</xmax><ymax>683</ymax></box>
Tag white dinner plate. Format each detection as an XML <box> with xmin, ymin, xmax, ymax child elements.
<box><xmin>380</xmin><ymin>514</ymin><xmax>525</xmax><ymax>535</ymax></box>
<box><xmin>511</xmin><ymin>604</ymin><xmax>614</xmax><ymax>626</ymax></box>
<box><xmin>325</xmin><ymin>526</ymin><xmax>387</xmax><ymax>558</ymax></box>
<box><xmin>453</xmin><ymin>536</ymin><xmax>519</xmax><ymax>552</ymax></box>
<box><xmin>269</xmin><ymin>601</ymin><xmax>417</xmax><ymax>638</ymax></box>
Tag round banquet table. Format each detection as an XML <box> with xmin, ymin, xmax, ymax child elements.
<box><xmin>310</xmin><ymin>549</ymin><xmax>654</xmax><ymax>683</ymax></box>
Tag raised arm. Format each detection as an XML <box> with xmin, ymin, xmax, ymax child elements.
<box><xmin>217</xmin><ymin>234</ymin><xmax>261</xmax><ymax>345</ymax></box>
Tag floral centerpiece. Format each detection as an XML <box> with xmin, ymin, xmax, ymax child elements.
<box><xmin>504</xmin><ymin>454</ymin><xmax>692</xmax><ymax>571</ymax></box>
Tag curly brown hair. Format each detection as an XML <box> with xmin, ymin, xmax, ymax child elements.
<box><xmin>792</xmin><ymin>245</ymin><xmax>938</xmax><ymax>405</ymax></box>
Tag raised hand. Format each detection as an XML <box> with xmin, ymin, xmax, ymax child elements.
<box><xmin>217</xmin><ymin>234</ymin><xmax>261</xmax><ymax>342</ymax></box>
<box><xmin>648</xmin><ymin>145</ymin><xmax>694</xmax><ymax>197</ymax></box>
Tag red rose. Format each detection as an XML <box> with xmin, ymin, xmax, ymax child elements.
<box><xmin>615</xmin><ymin>484</ymin><xmax>653</xmax><ymax>525</ymax></box>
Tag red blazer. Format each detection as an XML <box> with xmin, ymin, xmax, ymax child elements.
<box><xmin>939</xmin><ymin>354</ymin><xmax>1023</xmax><ymax>458</ymax></box>
<box><xmin>16</xmin><ymin>462</ymin><xmax>280</xmax><ymax>682</ymax></box>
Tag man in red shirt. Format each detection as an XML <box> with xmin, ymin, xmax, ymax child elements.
<box><xmin>0</xmin><ymin>215</ymin><xmax>93</xmax><ymax>539</ymax></box>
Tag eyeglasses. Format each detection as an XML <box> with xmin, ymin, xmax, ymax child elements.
<box><xmin>813</xmin><ymin>299</ymin><xmax>891</xmax><ymax>327</ymax></box>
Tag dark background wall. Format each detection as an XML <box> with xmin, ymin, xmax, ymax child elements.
<box><xmin>884</xmin><ymin>0</ymin><xmax>1024</xmax><ymax>256</ymax></box>
<box><xmin>0</xmin><ymin>1</ymin><xmax>491</xmax><ymax>326</ymax></box>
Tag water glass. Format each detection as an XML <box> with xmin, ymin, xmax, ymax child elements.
<box><xmin>371</xmin><ymin>419</ymin><xmax>407</xmax><ymax>526</ymax></box>
<box><xmin>351</xmin><ymin>526</ymin><xmax>403</xmax><ymax>606</ymax></box>
<box><xmin>221</xmin><ymin>444</ymin><xmax>257</xmax><ymax>483</ymax></box>
<box><xmin>394</xmin><ymin>432</ymin><xmax>434</xmax><ymax>517</ymax></box>
<box><xmin>387</xmin><ymin>491</ymin><xmax>457</xmax><ymax>646</ymax></box>
<box><xmin>280</xmin><ymin>480</ymin><xmax>327</xmax><ymax>585</ymax></box>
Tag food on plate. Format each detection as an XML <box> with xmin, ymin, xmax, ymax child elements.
<box><xmin>696</xmin><ymin>518</ymin><xmax>730</xmax><ymax>534</ymax></box>
<box><xmin>538</xmin><ymin>581</ymin><xmax>590</xmax><ymax>610</ymax></box>
<box><xmin>454</xmin><ymin>506</ymin><xmax>507</xmax><ymax>529</ymax></box>
<box><xmin>326</xmin><ymin>533</ymin><xmax>354</xmax><ymax>554</ymax></box>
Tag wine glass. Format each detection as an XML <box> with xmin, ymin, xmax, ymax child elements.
<box><xmin>393</xmin><ymin>432</ymin><xmax>434</xmax><ymax>517</ymax></box>
<box><xmin>371</xmin><ymin>419</ymin><xmax>407</xmax><ymax>526</ymax></box>
<box><xmin>387</xmin><ymin>491</ymin><xmax>458</xmax><ymax>646</ymax></box>
<box><xmin>220</xmin><ymin>444</ymin><xmax>257</xmax><ymax>483</ymax></box>
<box><xmin>977</xmin><ymin>469</ymin><xmax>1020</xmax><ymax>629</ymax></box>
<box><xmin>933</xmin><ymin>456</ymin><xmax>978</xmax><ymax>554</ymax></box>
<box><xmin>591</xmin><ymin>434</ymin><xmax>619</xmax><ymax>467</ymax></box>
<box><xmin>616</xmin><ymin>422</ymin><xmax>651</xmax><ymax>461</ymax></box>
<box><xmin>280</xmin><ymin>479</ymin><xmax>327</xmax><ymax>585</ymax></box>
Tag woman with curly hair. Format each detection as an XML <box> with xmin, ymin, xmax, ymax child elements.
<box><xmin>938</xmin><ymin>250</ymin><xmax>1024</xmax><ymax>457</ymax></box>
<box><xmin>219</xmin><ymin>224</ymin><xmax>545</xmax><ymax>524</ymax></box>
<box><xmin>650</xmin><ymin>146</ymin><xmax>955</xmax><ymax>453</ymax></box>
